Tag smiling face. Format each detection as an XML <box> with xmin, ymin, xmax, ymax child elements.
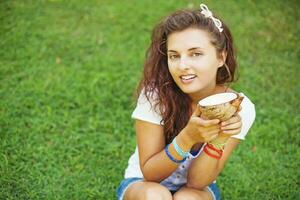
<box><xmin>167</xmin><ymin>28</ymin><xmax>225</xmax><ymax>99</ymax></box>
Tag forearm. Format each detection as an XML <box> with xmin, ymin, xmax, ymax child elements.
<box><xmin>187</xmin><ymin>136</ymin><xmax>229</xmax><ymax>189</ymax></box>
<box><xmin>142</xmin><ymin>137</ymin><xmax>191</xmax><ymax>182</ymax></box>
<box><xmin>142</xmin><ymin>150</ymin><xmax>177</xmax><ymax>182</ymax></box>
<box><xmin>187</xmin><ymin>150</ymin><xmax>221</xmax><ymax>189</ymax></box>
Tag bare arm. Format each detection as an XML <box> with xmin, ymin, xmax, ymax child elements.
<box><xmin>187</xmin><ymin>137</ymin><xmax>240</xmax><ymax>189</ymax></box>
<box><xmin>135</xmin><ymin>106</ymin><xmax>221</xmax><ymax>182</ymax></box>
<box><xmin>135</xmin><ymin>119</ymin><xmax>183</xmax><ymax>182</ymax></box>
<box><xmin>186</xmin><ymin>112</ymin><xmax>243</xmax><ymax>189</ymax></box>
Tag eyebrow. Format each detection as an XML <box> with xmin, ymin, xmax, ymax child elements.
<box><xmin>167</xmin><ymin>47</ymin><xmax>203</xmax><ymax>53</ymax></box>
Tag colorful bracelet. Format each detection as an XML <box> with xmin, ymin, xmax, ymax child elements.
<box><xmin>164</xmin><ymin>144</ymin><xmax>186</xmax><ymax>164</ymax></box>
<box><xmin>172</xmin><ymin>137</ymin><xmax>189</xmax><ymax>158</ymax></box>
<box><xmin>206</xmin><ymin>143</ymin><xmax>223</xmax><ymax>155</ymax></box>
<box><xmin>203</xmin><ymin>144</ymin><xmax>222</xmax><ymax>159</ymax></box>
<box><xmin>204</xmin><ymin>146</ymin><xmax>221</xmax><ymax>159</ymax></box>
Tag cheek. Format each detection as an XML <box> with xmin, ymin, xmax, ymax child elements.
<box><xmin>194</xmin><ymin>58</ymin><xmax>219</xmax><ymax>74</ymax></box>
<box><xmin>168</xmin><ymin>65</ymin><xmax>181</xmax><ymax>83</ymax></box>
<box><xmin>168</xmin><ymin>63</ymin><xmax>176</xmax><ymax>76</ymax></box>
<box><xmin>195</xmin><ymin>65</ymin><xmax>219</xmax><ymax>81</ymax></box>
<box><xmin>195</xmin><ymin>63</ymin><xmax>217</xmax><ymax>73</ymax></box>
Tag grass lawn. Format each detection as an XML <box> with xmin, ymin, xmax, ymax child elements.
<box><xmin>1</xmin><ymin>0</ymin><xmax>299</xmax><ymax>199</ymax></box>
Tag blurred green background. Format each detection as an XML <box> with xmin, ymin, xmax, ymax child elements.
<box><xmin>1</xmin><ymin>0</ymin><xmax>299</xmax><ymax>199</ymax></box>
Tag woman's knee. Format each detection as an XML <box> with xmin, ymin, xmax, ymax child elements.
<box><xmin>124</xmin><ymin>181</ymin><xmax>172</xmax><ymax>200</ymax></box>
<box><xmin>142</xmin><ymin>183</ymin><xmax>172</xmax><ymax>200</ymax></box>
<box><xmin>173</xmin><ymin>187</ymin><xmax>212</xmax><ymax>200</ymax></box>
<box><xmin>173</xmin><ymin>192</ymin><xmax>199</xmax><ymax>200</ymax></box>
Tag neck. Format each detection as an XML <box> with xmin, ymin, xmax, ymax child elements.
<box><xmin>189</xmin><ymin>84</ymin><xmax>225</xmax><ymax>105</ymax></box>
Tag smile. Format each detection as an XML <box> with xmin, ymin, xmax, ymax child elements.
<box><xmin>179</xmin><ymin>74</ymin><xmax>197</xmax><ymax>84</ymax></box>
<box><xmin>180</xmin><ymin>74</ymin><xmax>197</xmax><ymax>80</ymax></box>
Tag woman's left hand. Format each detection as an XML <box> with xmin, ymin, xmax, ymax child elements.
<box><xmin>220</xmin><ymin>113</ymin><xmax>242</xmax><ymax>137</ymax></box>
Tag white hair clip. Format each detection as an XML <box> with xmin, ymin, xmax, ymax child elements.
<box><xmin>200</xmin><ymin>4</ymin><xmax>223</xmax><ymax>32</ymax></box>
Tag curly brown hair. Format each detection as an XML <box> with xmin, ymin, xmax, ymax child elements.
<box><xmin>137</xmin><ymin>9</ymin><xmax>237</xmax><ymax>144</ymax></box>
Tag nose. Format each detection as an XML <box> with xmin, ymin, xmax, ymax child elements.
<box><xmin>178</xmin><ymin>56</ymin><xmax>190</xmax><ymax>70</ymax></box>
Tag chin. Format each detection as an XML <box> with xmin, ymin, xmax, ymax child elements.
<box><xmin>179</xmin><ymin>85</ymin><xmax>202</xmax><ymax>94</ymax></box>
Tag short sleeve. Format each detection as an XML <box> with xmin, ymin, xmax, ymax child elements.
<box><xmin>131</xmin><ymin>91</ymin><xmax>163</xmax><ymax>125</ymax></box>
<box><xmin>231</xmin><ymin>93</ymin><xmax>256</xmax><ymax>140</ymax></box>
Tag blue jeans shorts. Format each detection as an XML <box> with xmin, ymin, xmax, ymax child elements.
<box><xmin>116</xmin><ymin>177</ymin><xmax>221</xmax><ymax>200</ymax></box>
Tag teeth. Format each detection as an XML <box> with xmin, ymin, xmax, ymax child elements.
<box><xmin>181</xmin><ymin>75</ymin><xmax>196</xmax><ymax>80</ymax></box>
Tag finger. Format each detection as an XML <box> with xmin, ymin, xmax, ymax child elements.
<box><xmin>221</xmin><ymin>114</ymin><xmax>241</xmax><ymax>126</ymax></box>
<box><xmin>192</xmin><ymin>105</ymin><xmax>202</xmax><ymax>117</ymax></box>
<box><xmin>221</xmin><ymin>127</ymin><xmax>241</xmax><ymax>135</ymax></box>
<box><xmin>199</xmin><ymin>118</ymin><xmax>220</xmax><ymax>127</ymax></box>
<box><xmin>221</xmin><ymin>121</ymin><xmax>242</xmax><ymax>131</ymax></box>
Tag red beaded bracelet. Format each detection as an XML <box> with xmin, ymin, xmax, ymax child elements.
<box><xmin>207</xmin><ymin>143</ymin><xmax>223</xmax><ymax>154</ymax></box>
<box><xmin>203</xmin><ymin>144</ymin><xmax>223</xmax><ymax>159</ymax></box>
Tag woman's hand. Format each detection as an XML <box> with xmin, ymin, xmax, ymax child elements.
<box><xmin>215</xmin><ymin>108</ymin><xmax>242</xmax><ymax>143</ymax></box>
<box><xmin>220</xmin><ymin>114</ymin><xmax>242</xmax><ymax>137</ymax></box>
<box><xmin>180</xmin><ymin>106</ymin><xmax>221</xmax><ymax>146</ymax></box>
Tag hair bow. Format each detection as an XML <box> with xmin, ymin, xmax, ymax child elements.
<box><xmin>200</xmin><ymin>4</ymin><xmax>223</xmax><ymax>32</ymax></box>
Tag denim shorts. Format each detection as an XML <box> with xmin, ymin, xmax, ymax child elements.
<box><xmin>116</xmin><ymin>177</ymin><xmax>221</xmax><ymax>200</ymax></box>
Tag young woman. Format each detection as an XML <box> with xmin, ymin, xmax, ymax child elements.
<box><xmin>117</xmin><ymin>4</ymin><xmax>256</xmax><ymax>200</ymax></box>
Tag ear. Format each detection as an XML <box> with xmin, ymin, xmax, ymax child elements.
<box><xmin>217</xmin><ymin>50</ymin><xmax>227</xmax><ymax>68</ymax></box>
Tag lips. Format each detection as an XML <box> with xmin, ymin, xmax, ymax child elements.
<box><xmin>179</xmin><ymin>74</ymin><xmax>197</xmax><ymax>84</ymax></box>
<box><xmin>180</xmin><ymin>74</ymin><xmax>197</xmax><ymax>80</ymax></box>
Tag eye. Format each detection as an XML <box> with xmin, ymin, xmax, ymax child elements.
<box><xmin>169</xmin><ymin>54</ymin><xmax>179</xmax><ymax>60</ymax></box>
<box><xmin>192</xmin><ymin>52</ymin><xmax>203</xmax><ymax>57</ymax></box>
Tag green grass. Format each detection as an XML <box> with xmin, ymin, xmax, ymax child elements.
<box><xmin>1</xmin><ymin>0</ymin><xmax>299</xmax><ymax>199</ymax></box>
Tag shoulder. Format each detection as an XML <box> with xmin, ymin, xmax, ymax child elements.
<box><xmin>136</xmin><ymin>88</ymin><xmax>159</xmax><ymax>106</ymax></box>
<box><xmin>227</xmin><ymin>89</ymin><xmax>256</xmax><ymax>140</ymax></box>
<box><xmin>132</xmin><ymin>89</ymin><xmax>163</xmax><ymax>125</ymax></box>
<box><xmin>239</xmin><ymin>92</ymin><xmax>256</xmax><ymax>124</ymax></box>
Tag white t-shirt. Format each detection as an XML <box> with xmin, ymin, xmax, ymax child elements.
<box><xmin>124</xmin><ymin>91</ymin><xmax>256</xmax><ymax>191</ymax></box>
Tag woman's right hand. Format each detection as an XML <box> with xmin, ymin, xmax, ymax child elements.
<box><xmin>181</xmin><ymin>105</ymin><xmax>221</xmax><ymax>146</ymax></box>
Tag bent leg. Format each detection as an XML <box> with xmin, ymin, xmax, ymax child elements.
<box><xmin>124</xmin><ymin>181</ymin><xmax>172</xmax><ymax>200</ymax></box>
<box><xmin>173</xmin><ymin>186</ymin><xmax>214</xmax><ymax>200</ymax></box>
